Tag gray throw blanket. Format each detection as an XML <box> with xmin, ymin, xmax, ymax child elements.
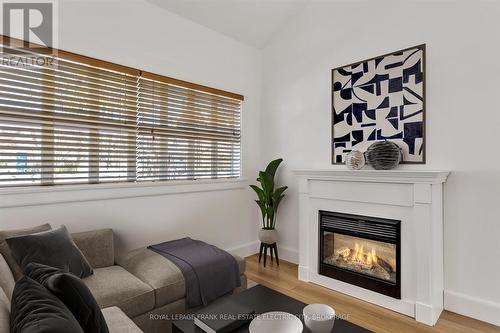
<box><xmin>148</xmin><ymin>238</ymin><xmax>241</xmax><ymax>307</ymax></box>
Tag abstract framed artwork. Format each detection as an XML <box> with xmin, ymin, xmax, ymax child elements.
<box><xmin>332</xmin><ymin>45</ymin><xmax>425</xmax><ymax>164</ymax></box>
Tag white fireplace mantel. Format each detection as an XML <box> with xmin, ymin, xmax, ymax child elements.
<box><xmin>293</xmin><ymin>169</ymin><xmax>450</xmax><ymax>184</ymax></box>
<box><xmin>293</xmin><ymin>169</ymin><xmax>450</xmax><ymax>326</ymax></box>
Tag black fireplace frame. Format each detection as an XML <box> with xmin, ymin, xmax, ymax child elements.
<box><xmin>318</xmin><ymin>210</ymin><xmax>401</xmax><ymax>299</ymax></box>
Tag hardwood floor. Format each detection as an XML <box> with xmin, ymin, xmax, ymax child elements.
<box><xmin>244</xmin><ymin>254</ymin><xmax>499</xmax><ymax>333</ymax></box>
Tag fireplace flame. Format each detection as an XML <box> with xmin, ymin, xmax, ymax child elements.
<box><xmin>347</xmin><ymin>243</ymin><xmax>378</xmax><ymax>269</ymax></box>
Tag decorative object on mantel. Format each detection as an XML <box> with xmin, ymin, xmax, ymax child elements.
<box><xmin>345</xmin><ymin>150</ymin><xmax>366</xmax><ymax>170</ymax></box>
<box><xmin>250</xmin><ymin>158</ymin><xmax>287</xmax><ymax>267</ymax></box>
<box><xmin>332</xmin><ymin>44</ymin><xmax>425</xmax><ymax>164</ymax></box>
<box><xmin>365</xmin><ymin>140</ymin><xmax>402</xmax><ymax>170</ymax></box>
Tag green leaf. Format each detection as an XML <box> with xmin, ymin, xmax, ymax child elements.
<box><xmin>258</xmin><ymin>171</ymin><xmax>274</xmax><ymax>200</ymax></box>
<box><xmin>274</xmin><ymin>194</ymin><xmax>286</xmax><ymax>210</ymax></box>
<box><xmin>273</xmin><ymin>186</ymin><xmax>288</xmax><ymax>199</ymax></box>
<box><xmin>249</xmin><ymin>185</ymin><xmax>265</xmax><ymax>202</ymax></box>
<box><xmin>265</xmin><ymin>158</ymin><xmax>283</xmax><ymax>178</ymax></box>
<box><xmin>255</xmin><ymin>200</ymin><xmax>267</xmax><ymax>224</ymax></box>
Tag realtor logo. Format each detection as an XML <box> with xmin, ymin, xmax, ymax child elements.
<box><xmin>1</xmin><ymin>0</ymin><xmax>57</xmax><ymax>55</ymax></box>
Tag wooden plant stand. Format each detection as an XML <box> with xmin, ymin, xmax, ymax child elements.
<box><xmin>258</xmin><ymin>242</ymin><xmax>279</xmax><ymax>267</ymax></box>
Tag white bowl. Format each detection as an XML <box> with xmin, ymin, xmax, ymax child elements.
<box><xmin>249</xmin><ymin>311</ymin><xmax>303</xmax><ymax>333</ymax></box>
<box><xmin>303</xmin><ymin>304</ymin><xmax>336</xmax><ymax>333</ymax></box>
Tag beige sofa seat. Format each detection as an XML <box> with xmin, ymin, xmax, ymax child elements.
<box><xmin>117</xmin><ymin>248</ymin><xmax>246</xmax><ymax>308</ymax></box>
<box><xmin>0</xmin><ymin>254</ymin><xmax>14</xmax><ymax>301</ymax></box>
<box><xmin>0</xmin><ymin>288</ymin><xmax>9</xmax><ymax>333</ymax></box>
<box><xmin>84</xmin><ymin>265</ymin><xmax>155</xmax><ymax>318</ymax></box>
<box><xmin>102</xmin><ymin>306</ymin><xmax>143</xmax><ymax>333</ymax></box>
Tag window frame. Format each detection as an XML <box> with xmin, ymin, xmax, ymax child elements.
<box><xmin>0</xmin><ymin>35</ymin><xmax>244</xmax><ymax>188</ymax></box>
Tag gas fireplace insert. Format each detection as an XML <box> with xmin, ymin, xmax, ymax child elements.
<box><xmin>319</xmin><ymin>211</ymin><xmax>401</xmax><ymax>298</ymax></box>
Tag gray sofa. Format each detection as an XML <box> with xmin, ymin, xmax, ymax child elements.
<box><xmin>0</xmin><ymin>228</ymin><xmax>247</xmax><ymax>333</ymax></box>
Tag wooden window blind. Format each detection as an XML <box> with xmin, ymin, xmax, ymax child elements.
<box><xmin>0</xmin><ymin>36</ymin><xmax>243</xmax><ymax>187</ymax></box>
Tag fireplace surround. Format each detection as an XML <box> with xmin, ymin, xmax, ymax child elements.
<box><xmin>319</xmin><ymin>211</ymin><xmax>401</xmax><ymax>298</ymax></box>
<box><xmin>294</xmin><ymin>169</ymin><xmax>449</xmax><ymax>326</ymax></box>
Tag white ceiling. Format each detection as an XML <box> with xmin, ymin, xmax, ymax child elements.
<box><xmin>147</xmin><ymin>0</ymin><xmax>309</xmax><ymax>49</ymax></box>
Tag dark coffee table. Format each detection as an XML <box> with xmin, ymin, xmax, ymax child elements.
<box><xmin>172</xmin><ymin>285</ymin><xmax>372</xmax><ymax>333</ymax></box>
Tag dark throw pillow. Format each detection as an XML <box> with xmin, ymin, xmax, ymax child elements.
<box><xmin>5</xmin><ymin>225</ymin><xmax>93</xmax><ymax>278</ymax></box>
<box><xmin>0</xmin><ymin>223</ymin><xmax>52</xmax><ymax>281</ymax></box>
<box><xmin>25</xmin><ymin>263</ymin><xmax>109</xmax><ymax>333</ymax></box>
<box><xmin>10</xmin><ymin>276</ymin><xmax>84</xmax><ymax>333</ymax></box>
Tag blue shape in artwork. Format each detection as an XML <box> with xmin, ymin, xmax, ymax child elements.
<box><xmin>336</xmin><ymin>155</ymin><xmax>343</xmax><ymax>163</ymax></box>
<box><xmin>387</xmin><ymin>118</ymin><xmax>399</xmax><ymax>129</ymax></box>
<box><xmin>376</xmin><ymin>129</ymin><xmax>403</xmax><ymax>140</ymax></box>
<box><xmin>335</xmin><ymin>132</ymin><xmax>351</xmax><ymax>142</ymax></box>
<box><xmin>333</xmin><ymin>81</ymin><xmax>343</xmax><ymax>91</ymax></box>
<box><xmin>367</xmin><ymin>129</ymin><xmax>376</xmax><ymax>141</ymax></box>
<box><xmin>359</xmin><ymin>85</ymin><xmax>374</xmax><ymax>94</ymax></box>
<box><xmin>363</xmin><ymin>62</ymin><xmax>369</xmax><ymax>73</ymax></box>
<box><xmin>388</xmin><ymin>77</ymin><xmax>403</xmax><ymax>93</ymax></box>
<box><xmin>385</xmin><ymin>61</ymin><xmax>403</xmax><ymax>70</ymax></box>
<box><xmin>335</xmin><ymin>142</ymin><xmax>346</xmax><ymax>148</ymax></box>
<box><xmin>365</xmin><ymin>109</ymin><xmax>376</xmax><ymax>120</ymax></box>
<box><xmin>340</xmin><ymin>88</ymin><xmax>352</xmax><ymax>100</ymax></box>
<box><xmin>403</xmin><ymin>121</ymin><xmax>423</xmax><ymax>155</ymax></box>
<box><xmin>403</xmin><ymin>87</ymin><xmax>423</xmax><ymax>101</ymax></box>
<box><xmin>377</xmin><ymin>96</ymin><xmax>390</xmax><ymax>109</ymax></box>
<box><xmin>352</xmin><ymin>103</ymin><xmax>367</xmax><ymax>123</ymax></box>
<box><xmin>403</xmin><ymin>59</ymin><xmax>423</xmax><ymax>84</ymax></box>
<box><xmin>352</xmin><ymin>130</ymin><xmax>363</xmax><ymax>146</ymax></box>
<box><xmin>333</xmin><ymin>105</ymin><xmax>352</xmax><ymax>124</ymax></box>
<box><xmin>400</xmin><ymin>108</ymin><xmax>423</xmax><ymax>121</ymax></box>
<box><xmin>361</xmin><ymin>122</ymin><xmax>376</xmax><ymax>127</ymax></box>
<box><xmin>337</xmin><ymin>68</ymin><xmax>352</xmax><ymax>76</ymax></box>
<box><xmin>375</xmin><ymin>57</ymin><xmax>384</xmax><ymax>68</ymax></box>
<box><xmin>352</xmin><ymin>72</ymin><xmax>364</xmax><ymax>85</ymax></box>
<box><xmin>403</xmin><ymin>95</ymin><xmax>415</xmax><ymax>105</ymax></box>
<box><xmin>346</xmin><ymin>111</ymin><xmax>353</xmax><ymax>126</ymax></box>
<box><xmin>387</xmin><ymin>106</ymin><xmax>398</xmax><ymax>118</ymax></box>
<box><xmin>360</xmin><ymin>74</ymin><xmax>389</xmax><ymax>95</ymax></box>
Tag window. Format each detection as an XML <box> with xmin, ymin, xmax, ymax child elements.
<box><xmin>0</xmin><ymin>36</ymin><xmax>243</xmax><ymax>187</ymax></box>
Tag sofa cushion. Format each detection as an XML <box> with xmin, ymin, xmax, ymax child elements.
<box><xmin>25</xmin><ymin>263</ymin><xmax>109</xmax><ymax>333</ymax></box>
<box><xmin>0</xmin><ymin>223</ymin><xmax>51</xmax><ymax>281</ymax></box>
<box><xmin>6</xmin><ymin>225</ymin><xmax>93</xmax><ymax>279</ymax></box>
<box><xmin>0</xmin><ymin>288</ymin><xmax>9</xmax><ymax>333</ymax></box>
<box><xmin>102</xmin><ymin>307</ymin><xmax>143</xmax><ymax>333</ymax></box>
<box><xmin>116</xmin><ymin>248</ymin><xmax>246</xmax><ymax>308</ymax></box>
<box><xmin>10</xmin><ymin>277</ymin><xmax>84</xmax><ymax>333</ymax></box>
<box><xmin>83</xmin><ymin>266</ymin><xmax>154</xmax><ymax>318</ymax></box>
<box><xmin>0</xmin><ymin>254</ymin><xmax>14</xmax><ymax>301</ymax></box>
<box><xmin>71</xmin><ymin>229</ymin><xmax>114</xmax><ymax>269</ymax></box>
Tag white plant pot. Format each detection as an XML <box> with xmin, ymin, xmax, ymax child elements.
<box><xmin>259</xmin><ymin>228</ymin><xmax>278</xmax><ymax>244</ymax></box>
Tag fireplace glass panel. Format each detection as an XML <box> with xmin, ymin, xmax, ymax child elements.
<box><xmin>323</xmin><ymin>232</ymin><xmax>397</xmax><ymax>283</ymax></box>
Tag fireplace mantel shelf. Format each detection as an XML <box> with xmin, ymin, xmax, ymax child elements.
<box><xmin>292</xmin><ymin>169</ymin><xmax>450</xmax><ymax>184</ymax></box>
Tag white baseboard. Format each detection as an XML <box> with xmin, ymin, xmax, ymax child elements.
<box><xmin>444</xmin><ymin>290</ymin><xmax>500</xmax><ymax>327</ymax></box>
<box><xmin>277</xmin><ymin>245</ymin><xmax>298</xmax><ymax>264</ymax></box>
<box><xmin>226</xmin><ymin>241</ymin><xmax>259</xmax><ymax>258</ymax></box>
<box><xmin>228</xmin><ymin>242</ymin><xmax>298</xmax><ymax>264</ymax></box>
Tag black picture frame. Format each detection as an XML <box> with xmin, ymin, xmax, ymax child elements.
<box><xmin>331</xmin><ymin>44</ymin><xmax>426</xmax><ymax>165</ymax></box>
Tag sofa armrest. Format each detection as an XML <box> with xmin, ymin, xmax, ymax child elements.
<box><xmin>102</xmin><ymin>306</ymin><xmax>143</xmax><ymax>333</ymax></box>
<box><xmin>72</xmin><ymin>229</ymin><xmax>114</xmax><ymax>268</ymax></box>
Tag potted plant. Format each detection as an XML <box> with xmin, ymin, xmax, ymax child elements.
<box><xmin>250</xmin><ymin>158</ymin><xmax>288</xmax><ymax>244</ymax></box>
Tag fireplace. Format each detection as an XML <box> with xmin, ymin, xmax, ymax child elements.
<box><xmin>319</xmin><ymin>211</ymin><xmax>401</xmax><ymax>299</ymax></box>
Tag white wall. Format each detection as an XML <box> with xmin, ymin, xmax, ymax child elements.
<box><xmin>0</xmin><ymin>0</ymin><xmax>262</xmax><ymax>256</ymax></box>
<box><xmin>260</xmin><ymin>0</ymin><xmax>500</xmax><ymax>325</ymax></box>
